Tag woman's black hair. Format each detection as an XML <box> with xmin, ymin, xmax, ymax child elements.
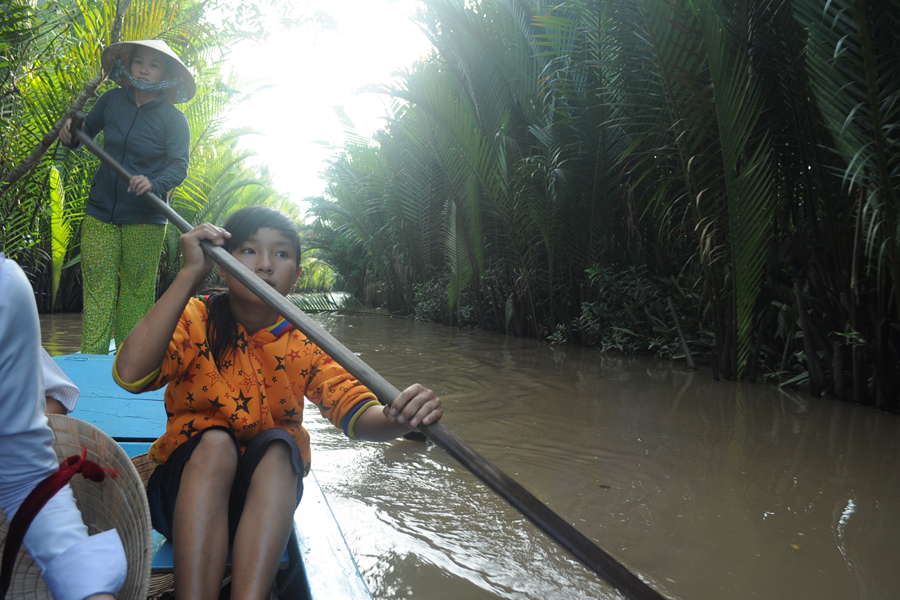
<box><xmin>207</xmin><ymin>206</ymin><xmax>302</xmax><ymax>369</ymax></box>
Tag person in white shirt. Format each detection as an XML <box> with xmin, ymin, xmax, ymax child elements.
<box><xmin>0</xmin><ymin>253</ymin><xmax>126</xmax><ymax>600</ymax></box>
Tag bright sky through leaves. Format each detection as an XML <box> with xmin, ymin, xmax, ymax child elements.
<box><xmin>223</xmin><ymin>0</ymin><xmax>431</xmax><ymax>215</ymax></box>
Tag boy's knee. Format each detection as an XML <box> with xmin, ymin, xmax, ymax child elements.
<box><xmin>262</xmin><ymin>438</ymin><xmax>294</xmax><ymax>466</ymax></box>
<box><xmin>256</xmin><ymin>441</ymin><xmax>299</xmax><ymax>485</ymax></box>
<box><xmin>190</xmin><ymin>429</ymin><xmax>239</xmax><ymax>466</ymax></box>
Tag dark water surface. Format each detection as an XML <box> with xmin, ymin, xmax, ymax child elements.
<box><xmin>41</xmin><ymin>312</ymin><xmax>900</xmax><ymax>600</ymax></box>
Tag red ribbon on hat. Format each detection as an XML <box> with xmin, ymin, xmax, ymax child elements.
<box><xmin>0</xmin><ymin>448</ymin><xmax>119</xmax><ymax>599</ymax></box>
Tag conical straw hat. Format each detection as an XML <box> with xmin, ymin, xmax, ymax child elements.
<box><xmin>101</xmin><ymin>39</ymin><xmax>196</xmax><ymax>103</ymax></box>
<box><xmin>0</xmin><ymin>415</ymin><xmax>152</xmax><ymax>600</ymax></box>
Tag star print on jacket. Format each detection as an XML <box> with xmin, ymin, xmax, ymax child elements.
<box><xmin>180</xmin><ymin>419</ymin><xmax>199</xmax><ymax>439</ymax></box>
<box><xmin>113</xmin><ymin>295</ymin><xmax>380</xmax><ymax>476</ymax></box>
<box><xmin>233</xmin><ymin>390</ymin><xmax>252</xmax><ymax>413</ymax></box>
<box><xmin>194</xmin><ymin>340</ymin><xmax>211</xmax><ymax>359</ymax></box>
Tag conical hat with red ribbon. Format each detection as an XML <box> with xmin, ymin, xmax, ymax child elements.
<box><xmin>0</xmin><ymin>415</ymin><xmax>151</xmax><ymax>600</ymax></box>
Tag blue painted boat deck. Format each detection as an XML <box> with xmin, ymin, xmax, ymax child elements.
<box><xmin>54</xmin><ymin>354</ymin><xmax>373</xmax><ymax>600</ymax></box>
<box><xmin>56</xmin><ymin>354</ymin><xmax>165</xmax><ymax>440</ymax></box>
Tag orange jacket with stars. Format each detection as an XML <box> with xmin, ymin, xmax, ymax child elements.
<box><xmin>113</xmin><ymin>296</ymin><xmax>380</xmax><ymax>476</ymax></box>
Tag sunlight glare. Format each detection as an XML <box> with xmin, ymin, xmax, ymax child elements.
<box><xmin>223</xmin><ymin>0</ymin><xmax>431</xmax><ymax>215</ymax></box>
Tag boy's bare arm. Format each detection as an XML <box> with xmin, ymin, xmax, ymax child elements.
<box><xmin>116</xmin><ymin>224</ymin><xmax>230</xmax><ymax>383</ymax></box>
<box><xmin>353</xmin><ymin>383</ymin><xmax>443</xmax><ymax>442</ymax></box>
<box><xmin>45</xmin><ymin>397</ymin><xmax>67</xmax><ymax>414</ymax></box>
<box><xmin>114</xmin><ymin>269</ymin><xmax>203</xmax><ymax>382</ymax></box>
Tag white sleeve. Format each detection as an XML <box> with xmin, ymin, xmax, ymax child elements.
<box><xmin>41</xmin><ymin>346</ymin><xmax>80</xmax><ymax>412</ymax></box>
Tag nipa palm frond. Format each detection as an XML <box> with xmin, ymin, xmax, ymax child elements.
<box><xmin>696</xmin><ymin>0</ymin><xmax>775</xmax><ymax>375</ymax></box>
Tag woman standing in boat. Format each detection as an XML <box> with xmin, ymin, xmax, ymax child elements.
<box><xmin>113</xmin><ymin>206</ymin><xmax>444</xmax><ymax>599</ymax></box>
<box><xmin>60</xmin><ymin>40</ymin><xmax>194</xmax><ymax>355</ymax></box>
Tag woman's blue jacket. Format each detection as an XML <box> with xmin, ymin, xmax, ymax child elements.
<box><xmin>68</xmin><ymin>86</ymin><xmax>190</xmax><ymax>225</ymax></box>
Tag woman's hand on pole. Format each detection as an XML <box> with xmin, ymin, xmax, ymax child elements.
<box><xmin>58</xmin><ymin>118</ymin><xmax>79</xmax><ymax>145</ymax></box>
<box><xmin>127</xmin><ymin>174</ymin><xmax>153</xmax><ymax>196</ymax></box>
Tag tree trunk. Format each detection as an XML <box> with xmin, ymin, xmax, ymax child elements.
<box><xmin>794</xmin><ymin>279</ymin><xmax>825</xmax><ymax>396</ymax></box>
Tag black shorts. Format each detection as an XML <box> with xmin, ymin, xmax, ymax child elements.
<box><xmin>146</xmin><ymin>426</ymin><xmax>304</xmax><ymax>542</ymax></box>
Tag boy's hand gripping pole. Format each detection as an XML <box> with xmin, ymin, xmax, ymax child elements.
<box><xmin>70</xmin><ymin>113</ymin><xmax>670</xmax><ymax>600</ymax></box>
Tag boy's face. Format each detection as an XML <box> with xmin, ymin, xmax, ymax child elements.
<box><xmin>221</xmin><ymin>227</ymin><xmax>303</xmax><ymax>303</ymax></box>
<box><xmin>130</xmin><ymin>47</ymin><xmax>167</xmax><ymax>84</ymax></box>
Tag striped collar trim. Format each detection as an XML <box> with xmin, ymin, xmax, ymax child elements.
<box><xmin>268</xmin><ymin>318</ymin><xmax>294</xmax><ymax>336</ymax></box>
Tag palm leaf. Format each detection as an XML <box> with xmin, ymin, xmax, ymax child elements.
<box><xmin>288</xmin><ymin>293</ymin><xmax>340</xmax><ymax>313</ymax></box>
<box><xmin>696</xmin><ymin>0</ymin><xmax>774</xmax><ymax>374</ymax></box>
<box><xmin>793</xmin><ymin>0</ymin><xmax>900</xmax><ymax>312</ymax></box>
<box><xmin>48</xmin><ymin>165</ymin><xmax>72</xmax><ymax>312</ymax></box>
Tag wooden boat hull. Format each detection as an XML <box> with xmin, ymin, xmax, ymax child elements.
<box><xmin>54</xmin><ymin>353</ymin><xmax>372</xmax><ymax>600</ymax></box>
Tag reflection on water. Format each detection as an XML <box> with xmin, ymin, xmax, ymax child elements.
<box><xmin>42</xmin><ymin>312</ymin><xmax>900</xmax><ymax>600</ymax></box>
<box><xmin>40</xmin><ymin>312</ymin><xmax>84</xmax><ymax>356</ymax></box>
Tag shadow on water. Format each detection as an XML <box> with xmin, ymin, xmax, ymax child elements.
<box><xmin>42</xmin><ymin>312</ymin><xmax>900</xmax><ymax>600</ymax></box>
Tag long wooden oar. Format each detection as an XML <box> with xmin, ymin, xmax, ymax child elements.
<box><xmin>72</xmin><ymin>122</ymin><xmax>668</xmax><ymax>600</ymax></box>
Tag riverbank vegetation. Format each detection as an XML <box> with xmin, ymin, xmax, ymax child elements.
<box><xmin>3</xmin><ymin>0</ymin><xmax>897</xmax><ymax>411</ymax></box>
<box><xmin>308</xmin><ymin>0</ymin><xmax>899</xmax><ymax>411</ymax></box>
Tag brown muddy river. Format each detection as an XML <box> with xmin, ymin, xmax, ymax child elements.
<box><xmin>41</xmin><ymin>312</ymin><xmax>900</xmax><ymax>600</ymax></box>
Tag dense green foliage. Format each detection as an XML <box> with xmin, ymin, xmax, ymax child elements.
<box><xmin>311</xmin><ymin>0</ymin><xmax>899</xmax><ymax>410</ymax></box>
<box><xmin>0</xmin><ymin>0</ymin><xmax>325</xmax><ymax>311</ymax></box>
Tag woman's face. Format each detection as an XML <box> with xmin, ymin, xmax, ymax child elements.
<box><xmin>129</xmin><ymin>47</ymin><xmax>167</xmax><ymax>84</ymax></box>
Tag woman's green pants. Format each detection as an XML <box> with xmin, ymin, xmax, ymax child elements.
<box><xmin>80</xmin><ymin>215</ymin><xmax>165</xmax><ymax>354</ymax></box>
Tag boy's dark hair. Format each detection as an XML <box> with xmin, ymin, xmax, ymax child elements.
<box><xmin>220</xmin><ymin>205</ymin><xmax>302</xmax><ymax>264</ymax></box>
<box><xmin>207</xmin><ymin>206</ymin><xmax>302</xmax><ymax>368</ymax></box>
